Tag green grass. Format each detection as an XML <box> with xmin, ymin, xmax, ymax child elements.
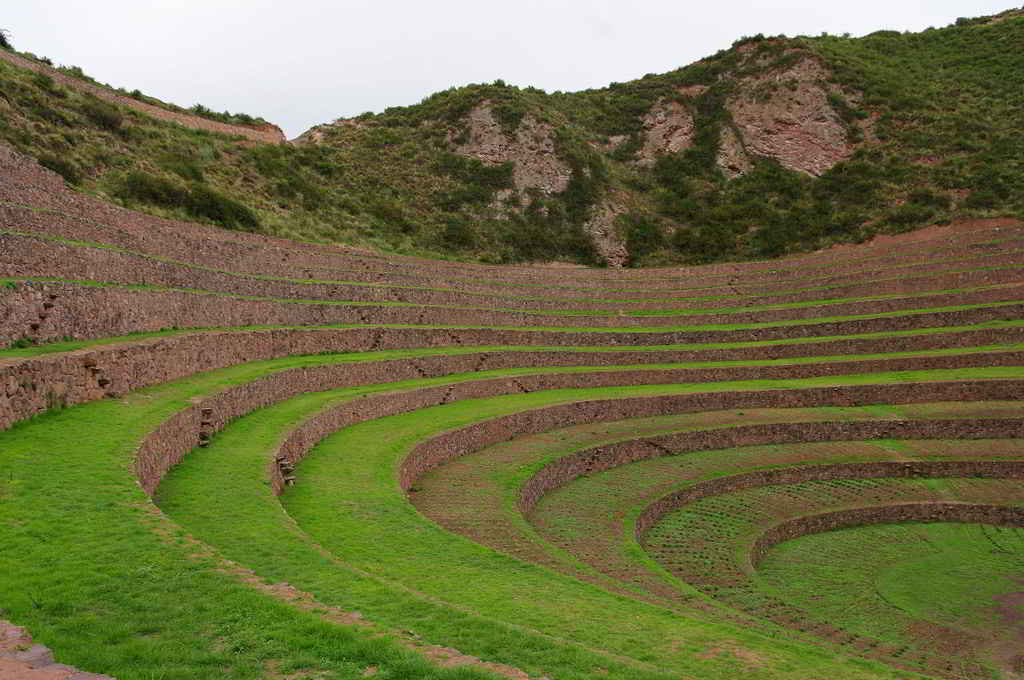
<box><xmin>159</xmin><ymin>365</ymin><xmax>1024</xmax><ymax>678</ymax></box>
<box><xmin>14</xmin><ymin>349</ymin><xmax>1006</xmax><ymax>678</ymax></box>
<box><xmin>648</xmin><ymin>477</ymin><xmax>1024</xmax><ymax>672</ymax></box>
<box><xmin>523</xmin><ymin>433</ymin><xmax>1024</xmax><ymax>608</ymax></box>
<box><xmin>7</xmin><ymin>349</ymin><xmax>935</xmax><ymax>679</ymax></box>
<box><xmin>0</xmin><ymin>358</ymin><xmax>513</xmax><ymax>680</ymax></box>
<box><xmin>404</xmin><ymin>407</ymin><xmax>1024</xmax><ymax>637</ymax></box>
<box><xmin>761</xmin><ymin>522</ymin><xmax>1024</xmax><ymax>645</ymax></box>
<box><xmin>2</xmin><ymin>15</ymin><xmax>1023</xmax><ymax>265</ymax></box>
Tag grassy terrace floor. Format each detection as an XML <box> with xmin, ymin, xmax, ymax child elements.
<box><xmin>151</xmin><ymin>359</ymin><xmax>1022</xmax><ymax>678</ymax></box>
<box><xmin>2</xmin><ymin>341</ymin><xmax>1021</xmax><ymax>678</ymax></box>
<box><xmin>16</xmin><ymin>353</ymin><xmax>1007</xmax><ymax>679</ymax></box>
<box><xmin>3</xmin><ymin>186</ymin><xmax>1024</xmax><ymax>680</ymax></box>
<box><xmin>415</xmin><ymin>414</ymin><xmax>1024</xmax><ymax>601</ymax></box>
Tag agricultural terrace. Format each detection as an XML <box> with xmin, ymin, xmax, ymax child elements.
<box><xmin>1</xmin><ymin>138</ymin><xmax>1023</xmax><ymax>680</ymax></box>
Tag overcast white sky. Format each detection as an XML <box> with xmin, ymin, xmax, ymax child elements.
<box><xmin>3</xmin><ymin>1</ymin><xmax>1016</xmax><ymax>138</ymax></box>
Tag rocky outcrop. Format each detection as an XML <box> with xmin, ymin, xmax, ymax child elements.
<box><xmin>452</xmin><ymin>102</ymin><xmax>570</xmax><ymax>196</ymax></box>
<box><xmin>0</xmin><ymin>620</ymin><xmax>113</xmax><ymax>679</ymax></box>
<box><xmin>582</xmin><ymin>201</ymin><xmax>628</xmax><ymax>267</ymax></box>
<box><xmin>725</xmin><ymin>52</ymin><xmax>860</xmax><ymax>176</ymax></box>
<box><xmin>631</xmin><ymin>50</ymin><xmax>867</xmax><ymax>179</ymax></box>
<box><xmin>716</xmin><ymin>124</ymin><xmax>753</xmax><ymax>178</ymax></box>
<box><xmin>637</xmin><ymin>99</ymin><xmax>696</xmax><ymax>166</ymax></box>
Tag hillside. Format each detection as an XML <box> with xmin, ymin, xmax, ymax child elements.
<box><xmin>1</xmin><ymin>9</ymin><xmax>1024</xmax><ymax>680</ymax></box>
<box><xmin>2</xmin><ymin>139</ymin><xmax>1024</xmax><ymax>678</ymax></box>
<box><xmin>0</xmin><ymin>10</ymin><xmax>1022</xmax><ymax>267</ymax></box>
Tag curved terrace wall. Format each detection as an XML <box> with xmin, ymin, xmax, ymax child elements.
<box><xmin>5</xmin><ymin>231</ymin><xmax>1024</xmax><ymax>316</ymax></box>
<box><xmin>748</xmin><ymin>503</ymin><xmax>1024</xmax><ymax>567</ymax></box>
<box><xmin>388</xmin><ymin>380</ymin><xmax>1024</xmax><ymax>490</ymax></box>
<box><xmin>4</xmin><ymin>318</ymin><xmax>1022</xmax><ymax>432</ymax></box>
<box><xmin>132</xmin><ymin>350</ymin><xmax>1023</xmax><ymax>494</ymax></box>
<box><xmin>633</xmin><ymin>459</ymin><xmax>1024</xmax><ymax>540</ymax></box>
<box><xmin>4</xmin><ymin>279</ymin><xmax>1024</xmax><ymax>348</ymax></box>
<box><xmin>3</xmin><ymin>147</ymin><xmax>1023</xmax><ymax>290</ymax></box>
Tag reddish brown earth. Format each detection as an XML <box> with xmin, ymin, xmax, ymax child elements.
<box><xmin>1</xmin><ymin>135</ymin><xmax>1023</xmax><ymax>679</ymax></box>
<box><xmin>0</xmin><ymin>621</ymin><xmax>112</xmax><ymax>679</ymax></box>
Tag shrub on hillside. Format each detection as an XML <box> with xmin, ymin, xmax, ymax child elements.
<box><xmin>619</xmin><ymin>213</ymin><xmax>665</xmax><ymax>265</ymax></box>
<box><xmin>38</xmin><ymin>154</ymin><xmax>81</xmax><ymax>185</ymax></box>
<box><xmin>114</xmin><ymin>171</ymin><xmax>259</xmax><ymax>231</ymax></box>
<box><xmin>0</xmin><ymin>29</ymin><xmax>12</xmax><ymax>51</ymax></box>
<box><xmin>158</xmin><ymin>154</ymin><xmax>204</xmax><ymax>182</ymax></box>
<box><xmin>81</xmin><ymin>95</ymin><xmax>123</xmax><ymax>131</ymax></box>
<box><xmin>115</xmin><ymin>171</ymin><xmax>188</xmax><ymax>207</ymax></box>
<box><xmin>187</xmin><ymin>184</ymin><xmax>260</xmax><ymax>231</ymax></box>
<box><xmin>441</xmin><ymin>216</ymin><xmax>476</xmax><ymax>249</ymax></box>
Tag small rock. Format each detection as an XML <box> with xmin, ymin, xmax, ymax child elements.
<box><xmin>13</xmin><ymin>643</ymin><xmax>54</xmax><ymax>668</ymax></box>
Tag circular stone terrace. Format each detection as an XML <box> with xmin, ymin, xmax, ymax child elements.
<box><xmin>1</xmin><ymin>144</ymin><xmax>1024</xmax><ymax>680</ymax></box>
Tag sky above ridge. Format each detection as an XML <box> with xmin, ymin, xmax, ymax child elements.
<box><xmin>3</xmin><ymin>1</ymin><xmax>1015</xmax><ymax>139</ymax></box>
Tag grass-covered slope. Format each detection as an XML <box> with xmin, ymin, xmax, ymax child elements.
<box><xmin>1</xmin><ymin>10</ymin><xmax>1024</xmax><ymax>680</ymax></box>
<box><xmin>1</xmin><ymin>134</ymin><xmax>1024</xmax><ymax>678</ymax></box>
<box><xmin>2</xmin><ymin>9</ymin><xmax>1023</xmax><ymax>265</ymax></box>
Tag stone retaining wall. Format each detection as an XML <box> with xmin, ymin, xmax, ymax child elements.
<box><xmin>4</xmin><ymin>318</ymin><xmax>1022</xmax><ymax>432</ymax></box>
<box><xmin>2</xmin><ymin>147</ymin><xmax>1022</xmax><ymax>289</ymax></box>
<box><xmin>633</xmin><ymin>456</ymin><xmax>1024</xmax><ymax>539</ymax></box>
<box><xmin>392</xmin><ymin>380</ymin><xmax>1022</xmax><ymax>490</ymax></box>
<box><xmin>4</xmin><ymin>230</ymin><xmax>1023</xmax><ymax>316</ymax></box>
<box><xmin>748</xmin><ymin>503</ymin><xmax>1024</xmax><ymax>567</ymax></box>
<box><xmin>131</xmin><ymin>352</ymin><xmax>1023</xmax><ymax>494</ymax></box>
<box><xmin>6</xmin><ymin>198</ymin><xmax>1023</xmax><ymax>299</ymax></box>
<box><xmin>4</xmin><ymin>278</ymin><xmax>1023</xmax><ymax>348</ymax></box>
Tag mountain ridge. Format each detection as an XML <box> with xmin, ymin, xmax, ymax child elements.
<box><xmin>0</xmin><ymin>7</ymin><xmax>1021</xmax><ymax>266</ymax></box>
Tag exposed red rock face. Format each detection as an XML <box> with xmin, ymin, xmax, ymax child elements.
<box><xmin>438</xmin><ymin>48</ymin><xmax>869</xmax><ymax>262</ymax></box>
<box><xmin>453</xmin><ymin>102</ymin><xmax>570</xmax><ymax>197</ymax></box>
<box><xmin>725</xmin><ymin>52</ymin><xmax>861</xmax><ymax>176</ymax></box>
<box><xmin>637</xmin><ymin>98</ymin><xmax>697</xmax><ymax>166</ymax></box>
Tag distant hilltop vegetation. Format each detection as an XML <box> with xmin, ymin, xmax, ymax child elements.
<box><xmin>1</xmin><ymin>7</ymin><xmax>1022</xmax><ymax>266</ymax></box>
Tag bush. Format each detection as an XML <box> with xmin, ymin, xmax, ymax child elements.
<box><xmin>885</xmin><ymin>203</ymin><xmax>935</xmax><ymax>230</ymax></box>
<box><xmin>619</xmin><ymin>213</ymin><xmax>665</xmax><ymax>264</ymax></box>
<box><xmin>190</xmin><ymin>102</ymin><xmax>265</xmax><ymax>127</ymax></box>
<box><xmin>187</xmin><ymin>184</ymin><xmax>260</xmax><ymax>231</ymax></box>
<box><xmin>38</xmin><ymin>154</ymin><xmax>81</xmax><ymax>185</ymax></box>
<box><xmin>441</xmin><ymin>216</ymin><xmax>476</xmax><ymax>249</ymax></box>
<box><xmin>158</xmin><ymin>154</ymin><xmax>204</xmax><ymax>182</ymax></box>
<box><xmin>113</xmin><ymin>172</ymin><xmax>259</xmax><ymax>231</ymax></box>
<box><xmin>115</xmin><ymin>171</ymin><xmax>188</xmax><ymax>207</ymax></box>
<box><xmin>31</xmin><ymin>73</ymin><xmax>57</xmax><ymax>93</ymax></box>
<box><xmin>0</xmin><ymin>29</ymin><xmax>12</xmax><ymax>51</ymax></box>
<box><xmin>434</xmin><ymin>152</ymin><xmax>514</xmax><ymax>208</ymax></box>
<box><xmin>908</xmin><ymin>188</ymin><xmax>951</xmax><ymax>209</ymax></box>
<box><xmin>81</xmin><ymin>96</ymin><xmax>123</xmax><ymax>131</ymax></box>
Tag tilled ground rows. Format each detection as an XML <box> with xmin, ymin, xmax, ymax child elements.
<box><xmin>1</xmin><ymin>145</ymin><xmax>1024</xmax><ymax>680</ymax></box>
